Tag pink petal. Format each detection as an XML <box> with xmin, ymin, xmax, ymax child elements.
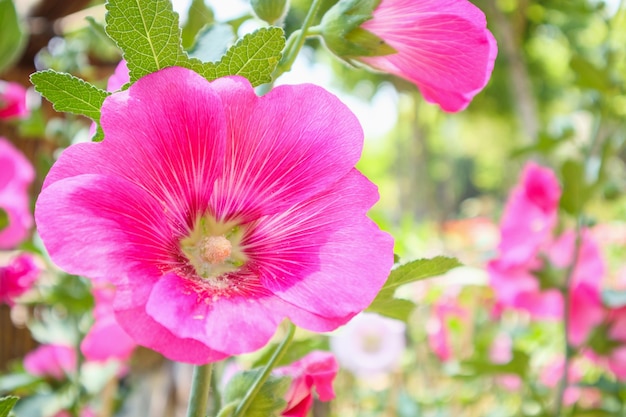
<box><xmin>244</xmin><ymin>170</ymin><xmax>394</xmax><ymax>320</ymax></box>
<box><xmin>568</xmin><ymin>283</ymin><xmax>605</xmax><ymax>346</ymax></box>
<box><xmin>113</xmin><ymin>275</ymin><xmax>228</xmax><ymax>364</ymax></box>
<box><xmin>208</xmin><ymin>77</ymin><xmax>364</xmax><ymax>220</ymax></box>
<box><xmin>361</xmin><ymin>0</ymin><xmax>497</xmax><ymax>112</ymax></box>
<box><xmin>0</xmin><ymin>81</ymin><xmax>29</xmax><ymax>119</ymax></box>
<box><xmin>106</xmin><ymin>60</ymin><xmax>129</xmax><ymax>91</ymax></box>
<box><xmin>43</xmin><ymin>67</ymin><xmax>227</xmax><ymax>232</ymax></box>
<box><xmin>36</xmin><ymin>174</ymin><xmax>175</xmax><ymax>283</ymax></box>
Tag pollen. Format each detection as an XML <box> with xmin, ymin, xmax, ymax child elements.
<box><xmin>201</xmin><ymin>235</ymin><xmax>232</xmax><ymax>265</ymax></box>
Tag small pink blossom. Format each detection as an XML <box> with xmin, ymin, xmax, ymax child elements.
<box><xmin>24</xmin><ymin>344</ymin><xmax>76</xmax><ymax>380</ymax></box>
<box><xmin>0</xmin><ymin>137</ymin><xmax>35</xmax><ymax>249</ymax></box>
<box><xmin>426</xmin><ymin>297</ymin><xmax>466</xmax><ymax>362</ymax></box>
<box><xmin>0</xmin><ymin>253</ymin><xmax>39</xmax><ymax>306</ymax></box>
<box><xmin>497</xmin><ymin>162</ymin><xmax>561</xmax><ymax>268</ymax></box>
<box><xmin>330</xmin><ymin>312</ymin><xmax>406</xmax><ymax>375</ymax></box>
<box><xmin>36</xmin><ymin>67</ymin><xmax>394</xmax><ymax>364</ymax></box>
<box><xmin>274</xmin><ymin>351</ymin><xmax>338</xmax><ymax>417</ymax></box>
<box><xmin>80</xmin><ymin>284</ymin><xmax>136</xmax><ymax>362</ymax></box>
<box><xmin>0</xmin><ymin>81</ymin><xmax>29</xmax><ymax>120</ymax></box>
<box><xmin>359</xmin><ymin>0</ymin><xmax>498</xmax><ymax>112</ymax></box>
<box><xmin>107</xmin><ymin>60</ymin><xmax>129</xmax><ymax>92</ymax></box>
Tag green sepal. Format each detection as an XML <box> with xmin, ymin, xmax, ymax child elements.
<box><xmin>320</xmin><ymin>0</ymin><xmax>396</xmax><ymax>59</ymax></box>
<box><xmin>251</xmin><ymin>0</ymin><xmax>289</xmax><ymax>25</ymax></box>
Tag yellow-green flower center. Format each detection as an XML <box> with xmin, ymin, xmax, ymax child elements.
<box><xmin>180</xmin><ymin>214</ymin><xmax>247</xmax><ymax>280</ymax></box>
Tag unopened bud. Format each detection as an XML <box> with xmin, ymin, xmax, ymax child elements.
<box><xmin>251</xmin><ymin>0</ymin><xmax>289</xmax><ymax>25</ymax></box>
<box><xmin>319</xmin><ymin>0</ymin><xmax>396</xmax><ymax>60</ymax></box>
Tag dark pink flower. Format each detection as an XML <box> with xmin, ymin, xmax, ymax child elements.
<box><xmin>35</xmin><ymin>67</ymin><xmax>394</xmax><ymax>364</ymax></box>
<box><xmin>0</xmin><ymin>81</ymin><xmax>29</xmax><ymax>120</ymax></box>
<box><xmin>274</xmin><ymin>351</ymin><xmax>338</xmax><ymax>417</ymax></box>
<box><xmin>80</xmin><ymin>284</ymin><xmax>136</xmax><ymax>362</ymax></box>
<box><xmin>24</xmin><ymin>344</ymin><xmax>76</xmax><ymax>380</ymax></box>
<box><xmin>0</xmin><ymin>253</ymin><xmax>39</xmax><ymax>306</ymax></box>
<box><xmin>0</xmin><ymin>137</ymin><xmax>35</xmax><ymax>249</ymax></box>
<box><xmin>359</xmin><ymin>0</ymin><xmax>498</xmax><ymax>112</ymax></box>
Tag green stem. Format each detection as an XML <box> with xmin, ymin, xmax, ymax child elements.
<box><xmin>274</xmin><ymin>0</ymin><xmax>325</xmax><ymax>77</ymax></box>
<box><xmin>232</xmin><ymin>322</ymin><xmax>296</xmax><ymax>417</ymax></box>
<box><xmin>216</xmin><ymin>401</ymin><xmax>238</xmax><ymax>417</ymax></box>
<box><xmin>554</xmin><ymin>217</ymin><xmax>583</xmax><ymax>417</ymax></box>
<box><xmin>186</xmin><ymin>363</ymin><xmax>213</xmax><ymax>417</ymax></box>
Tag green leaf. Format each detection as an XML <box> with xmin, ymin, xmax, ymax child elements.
<box><xmin>367</xmin><ymin>256</ymin><xmax>461</xmax><ymax>322</ymax></box>
<box><xmin>252</xmin><ymin>338</ymin><xmax>329</xmax><ymax>368</ymax></box>
<box><xmin>0</xmin><ymin>0</ymin><xmax>26</xmax><ymax>75</ymax></box>
<box><xmin>0</xmin><ymin>396</ymin><xmax>18</xmax><ymax>417</ymax></box>
<box><xmin>0</xmin><ymin>208</ymin><xmax>8</xmax><ymax>232</ymax></box>
<box><xmin>188</xmin><ymin>23</ymin><xmax>235</xmax><ymax>63</ymax></box>
<box><xmin>0</xmin><ymin>373</ymin><xmax>39</xmax><ymax>393</ymax></box>
<box><xmin>105</xmin><ymin>0</ymin><xmax>188</xmax><ymax>82</ymax></box>
<box><xmin>222</xmin><ymin>370</ymin><xmax>290</xmax><ymax>417</ymax></box>
<box><xmin>181</xmin><ymin>0</ymin><xmax>214</xmax><ymax>49</ymax></box>
<box><xmin>30</xmin><ymin>70</ymin><xmax>110</xmax><ymax>123</ymax></box>
<box><xmin>367</xmin><ymin>297</ymin><xmax>415</xmax><ymax>322</ymax></box>
<box><xmin>461</xmin><ymin>349</ymin><xmax>530</xmax><ymax>378</ymax></box>
<box><xmin>190</xmin><ymin>27</ymin><xmax>285</xmax><ymax>87</ymax></box>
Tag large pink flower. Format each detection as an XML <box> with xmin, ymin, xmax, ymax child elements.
<box><xmin>24</xmin><ymin>344</ymin><xmax>76</xmax><ymax>380</ymax></box>
<box><xmin>0</xmin><ymin>137</ymin><xmax>35</xmax><ymax>249</ymax></box>
<box><xmin>274</xmin><ymin>351</ymin><xmax>338</xmax><ymax>417</ymax></box>
<box><xmin>80</xmin><ymin>284</ymin><xmax>136</xmax><ymax>362</ymax></box>
<box><xmin>0</xmin><ymin>253</ymin><xmax>39</xmax><ymax>306</ymax></box>
<box><xmin>0</xmin><ymin>81</ymin><xmax>29</xmax><ymax>120</ymax></box>
<box><xmin>35</xmin><ymin>67</ymin><xmax>394</xmax><ymax>364</ymax></box>
<box><xmin>359</xmin><ymin>0</ymin><xmax>497</xmax><ymax>112</ymax></box>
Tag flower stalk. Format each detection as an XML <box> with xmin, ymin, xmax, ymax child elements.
<box><xmin>232</xmin><ymin>322</ymin><xmax>296</xmax><ymax>417</ymax></box>
<box><xmin>186</xmin><ymin>363</ymin><xmax>213</xmax><ymax>417</ymax></box>
<box><xmin>275</xmin><ymin>0</ymin><xmax>325</xmax><ymax>77</ymax></box>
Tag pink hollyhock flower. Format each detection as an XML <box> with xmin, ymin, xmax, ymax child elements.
<box><xmin>426</xmin><ymin>297</ymin><xmax>466</xmax><ymax>362</ymax></box>
<box><xmin>35</xmin><ymin>67</ymin><xmax>394</xmax><ymax>364</ymax></box>
<box><xmin>330</xmin><ymin>312</ymin><xmax>406</xmax><ymax>375</ymax></box>
<box><xmin>0</xmin><ymin>138</ymin><xmax>35</xmax><ymax>249</ymax></box>
<box><xmin>274</xmin><ymin>351</ymin><xmax>338</xmax><ymax>417</ymax></box>
<box><xmin>497</xmin><ymin>162</ymin><xmax>561</xmax><ymax>268</ymax></box>
<box><xmin>24</xmin><ymin>344</ymin><xmax>76</xmax><ymax>380</ymax></box>
<box><xmin>81</xmin><ymin>284</ymin><xmax>136</xmax><ymax>362</ymax></box>
<box><xmin>0</xmin><ymin>81</ymin><xmax>29</xmax><ymax>120</ymax></box>
<box><xmin>0</xmin><ymin>253</ymin><xmax>39</xmax><ymax>306</ymax></box>
<box><xmin>354</xmin><ymin>0</ymin><xmax>498</xmax><ymax>112</ymax></box>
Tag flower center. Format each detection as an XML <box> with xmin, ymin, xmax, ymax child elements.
<box><xmin>201</xmin><ymin>235</ymin><xmax>232</xmax><ymax>265</ymax></box>
<box><xmin>180</xmin><ymin>214</ymin><xmax>247</xmax><ymax>280</ymax></box>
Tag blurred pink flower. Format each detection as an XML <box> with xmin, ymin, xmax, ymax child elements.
<box><xmin>0</xmin><ymin>81</ymin><xmax>29</xmax><ymax>120</ymax></box>
<box><xmin>35</xmin><ymin>67</ymin><xmax>394</xmax><ymax>364</ymax></box>
<box><xmin>274</xmin><ymin>351</ymin><xmax>338</xmax><ymax>417</ymax></box>
<box><xmin>359</xmin><ymin>0</ymin><xmax>497</xmax><ymax>112</ymax></box>
<box><xmin>539</xmin><ymin>358</ymin><xmax>583</xmax><ymax>405</ymax></box>
<box><xmin>489</xmin><ymin>333</ymin><xmax>513</xmax><ymax>364</ymax></box>
<box><xmin>0</xmin><ymin>137</ymin><xmax>35</xmax><ymax>249</ymax></box>
<box><xmin>24</xmin><ymin>344</ymin><xmax>76</xmax><ymax>380</ymax></box>
<box><xmin>488</xmin><ymin>163</ymin><xmax>606</xmax><ymax>343</ymax></box>
<box><xmin>427</xmin><ymin>297</ymin><xmax>466</xmax><ymax>362</ymax></box>
<box><xmin>0</xmin><ymin>253</ymin><xmax>39</xmax><ymax>306</ymax></box>
<box><xmin>330</xmin><ymin>312</ymin><xmax>406</xmax><ymax>375</ymax></box>
<box><xmin>496</xmin><ymin>162</ymin><xmax>561</xmax><ymax>268</ymax></box>
<box><xmin>80</xmin><ymin>284</ymin><xmax>136</xmax><ymax>362</ymax></box>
